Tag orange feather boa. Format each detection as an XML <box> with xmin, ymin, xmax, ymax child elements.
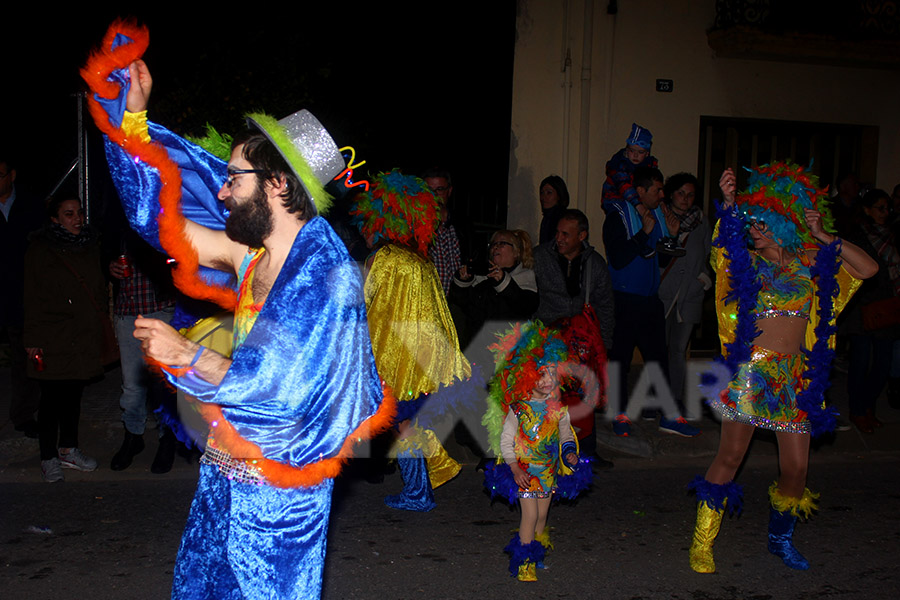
<box><xmin>81</xmin><ymin>19</ymin><xmax>237</xmax><ymax>311</ymax></box>
<box><xmin>82</xmin><ymin>20</ymin><xmax>397</xmax><ymax>487</ymax></box>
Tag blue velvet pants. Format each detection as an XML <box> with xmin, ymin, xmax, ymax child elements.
<box><xmin>172</xmin><ymin>464</ymin><xmax>334</xmax><ymax>600</ymax></box>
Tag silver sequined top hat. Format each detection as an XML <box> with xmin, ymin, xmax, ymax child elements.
<box><xmin>246</xmin><ymin>110</ymin><xmax>345</xmax><ymax>215</ymax></box>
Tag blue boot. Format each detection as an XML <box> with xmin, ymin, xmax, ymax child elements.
<box><xmin>767</xmin><ymin>482</ymin><xmax>818</xmax><ymax>570</ymax></box>
<box><xmin>385</xmin><ymin>448</ymin><xmax>436</xmax><ymax>512</ymax></box>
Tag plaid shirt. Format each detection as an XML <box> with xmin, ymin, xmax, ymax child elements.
<box><xmin>430</xmin><ymin>222</ymin><xmax>461</xmax><ymax>295</ymax></box>
<box><xmin>114</xmin><ymin>262</ymin><xmax>176</xmax><ymax>316</ymax></box>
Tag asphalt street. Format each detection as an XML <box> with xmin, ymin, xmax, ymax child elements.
<box><xmin>2</xmin><ymin>362</ymin><xmax>899</xmax><ymax>600</ymax></box>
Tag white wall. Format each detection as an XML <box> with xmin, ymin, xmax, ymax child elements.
<box><xmin>509</xmin><ymin>0</ymin><xmax>900</xmax><ymax>249</ymax></box>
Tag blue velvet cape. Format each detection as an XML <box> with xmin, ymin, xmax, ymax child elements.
<box><xmin>89</xmin><ymin>27</ymin><xmax>384</xmax><ymax>599</ymax></box>
<box><xmin>94</xmin><ymin>56</ymin><xmax>383</xmax><ymax>468</ymax></box>
<box><xmin>174</xmin><ymin>217</ymin><xmax>384</xmax><ymax>466</ymax></box>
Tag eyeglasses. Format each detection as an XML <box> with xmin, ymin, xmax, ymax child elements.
<box><xmin>225</xmin><ymin>168</ymin><xmax>266</xmax><ymax>187</ymax></box>
<box><xmin>488</xmin><ymin>241</ymin><xmax>514</xmax><ymax>249</ymax></box>
<box><xmin>749</xmin><ymin>220</ymin><xmax>768</xmax><ymax>233</ymax></box>
<box><xmin>0</xmin><ymin>171</ymin><xmax>9</xmax><ymax>179</ymax></box>
<box><xmin>429</xmin><ymin>186</ymin><xmax>450</xmax><ymax>194</ymax></box>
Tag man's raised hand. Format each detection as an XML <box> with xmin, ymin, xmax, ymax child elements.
<box><xmin>126</xmin><ymin>59</ymin><xmax>152</xmax><ymax>113</ymax></box>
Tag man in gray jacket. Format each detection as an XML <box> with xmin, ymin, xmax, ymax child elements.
<box><xmin>533</xmin><ymin>209</ymin><xmax>615</xmax><ymax>346</ymax></box>
<box><xmin>533</xmin><ymin>209</ymin><xmax>615</xmax><ymax>468</ymax></box>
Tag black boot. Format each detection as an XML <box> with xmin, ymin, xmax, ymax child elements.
<box><xmin>151</xmin><ymin>429</ymin><xmax>176</xmax><ymax>474</ymax></box>
<box><xmin>110</xmin><ymin>429</ymin><xmax>145</xmax><ymax>471</ymax></box>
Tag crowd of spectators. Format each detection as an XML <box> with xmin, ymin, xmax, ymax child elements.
<box><xmin>5</xmin><ymin>128</ymin><xmax>900</xmax><ymax>484</ymax></box>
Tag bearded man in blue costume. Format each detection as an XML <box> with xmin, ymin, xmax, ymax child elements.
<box><xmin>82</xmin><ymin>22</ymin><xmax>394</xmax><ymax>600</ymax></box>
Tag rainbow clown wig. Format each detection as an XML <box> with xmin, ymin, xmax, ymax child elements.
<box><xmin>349</xmin><ymin>169</ymin><xmax>441</xmax><ymax>256</ymax></box>
<box><xmin>482</xmin><ymin>321</ymin><xmax>568</xmax><ymax>455</ymax></box>
<box><xmin>735</xmin><ymin>161</ymin><xmax>834</xmax><ymax>252</ymax></box>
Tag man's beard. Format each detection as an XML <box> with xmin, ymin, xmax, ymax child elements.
<box><xmin>225</xmin><ymin>184</ymin><xmax>274</xmax><ymax>248</ymax></box>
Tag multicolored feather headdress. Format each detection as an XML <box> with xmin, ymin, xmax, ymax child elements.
<box><xmin>482</xmin><ymin>321</ymin><xmax>568</xmax><ymax>457</ymax></box>
<box><xmin>489</xmin><ymin>321</ymin><xmax>568</xmax><ymax>408</ymax></box>
<box><xmin>349</xmin><ymin>169</ymin><xmax>441</xmax><ymax>256</ymax></box>
<box><xmin>735</xmin><ymin>161</ymin><xmax>833</xmax><ymax>251</ymax></box>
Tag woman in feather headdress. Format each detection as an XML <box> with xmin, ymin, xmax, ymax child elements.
<box><xmin>688</xmin><ymin>162</ymin><xmax>877</xmax><ymax>574</ymax></box>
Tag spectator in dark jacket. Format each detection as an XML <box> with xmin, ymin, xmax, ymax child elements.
<box><xmin>842</xmin><ymin>189</ymin><xmax>900</xmax><ymax>433</ymax></box>
<box><xmin>533</xmin><ymin>209</ymin><xmax>616</xmax><ymax>467</ymax></box>
<box><xmin>533</xmin><ymin>210</ymin><xmax>614</xmax><ymax>348</ymax></box>
<box><xmin>25</xmin><ymin>196</ymin><xmax>107</xmax><ymax>482</ymax></box>
<box><xmin>1</xmin><ymin>155</ymin><xmax>43</xmax><ymax>437</ymax></box>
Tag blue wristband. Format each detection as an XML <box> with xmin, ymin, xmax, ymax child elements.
<box><xmin>189</xmin><ymin>346</ymin><xmax>204</xmax><ymax>367</ymax></box>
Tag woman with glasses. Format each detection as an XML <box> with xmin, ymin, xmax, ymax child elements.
<box><xmin>449</xmin><ymin>230</ymin><xmax>539</xmax><ymax>469</ymax></box>
<box><xmin>688</xmin><ymin>163</ymin><xmax>877</xmax><ymax>574</ymax></box>
<box><xmin>450</xmin><ymin>229</ymin><xmax>539</xmax><ymax>349</ymax></box>
<box><xmin>841</xmin><ymin>188</ymin><xmax>900</xmax><ymax>432</ymax></box>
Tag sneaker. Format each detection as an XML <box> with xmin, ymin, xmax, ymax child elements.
<box><xmin>659</xmin><ymin>416</ymin><xmax>701</xmax><ymax>437</ymax></box>
<box><xmin>612</xmin><ymin>414</ymin><xmax>632</xmax><ymax>437</ymax></box>
<box><xmin>41</xmin><ymin>458</ymin><xmax>64</xmax><ymax>483</ymax></box>
<box><xmin>58</xmin><ymin>448</ymin><xmax>98</xmax><ymax>472</ymax></box>
<box><xmin>833</xmin><ymin>418</ymin><xmax>852</xmax><ymax>432</ymax></box>
<box><xmin>849</xmin><ymin>414</ymin><xmax>874</xmax><ymax>434</ymax></box>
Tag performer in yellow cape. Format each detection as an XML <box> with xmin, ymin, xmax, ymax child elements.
<box><xmin>351</xmin><ymin>170</ymin><xmax>472</xmax><ymax>511</ymax></box>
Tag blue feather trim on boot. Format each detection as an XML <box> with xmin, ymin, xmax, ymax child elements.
<box><xmin>688</xmin><ymin>475</ymin><xmax>743</xmax><ymax>515</ymax></box>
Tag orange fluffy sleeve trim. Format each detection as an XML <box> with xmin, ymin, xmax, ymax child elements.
<box><xmin>81</xmin><ymin>20</ymin><xmax>237</xmax><ymax>313</ymax></box>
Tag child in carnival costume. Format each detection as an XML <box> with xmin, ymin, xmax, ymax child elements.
<box><xmin>482</xmin><ymin>321</ymin><xmax>593</xmax><ymax>581</ymax></box>
<box><xmin>350</xmin><ymin>170</ymin><xmax>478</xmax><ymax>511</ymax></box>
<box><xmin>689</xmin><ymin>162</ymin><xmax>877</xmax><ymax>574</ymax></box>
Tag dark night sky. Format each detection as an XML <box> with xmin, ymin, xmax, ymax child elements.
<box><xmin>3</xmin><ymin>4</ymin><xmax>516</xmax><ymax>232</ymax></box>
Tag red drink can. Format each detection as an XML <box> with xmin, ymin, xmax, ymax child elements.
<box><xmin>117</xmin><ymin>254</ymin><xmax>133</xmax><ymax>278</ymax></box>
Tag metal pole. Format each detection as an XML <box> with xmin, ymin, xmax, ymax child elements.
<box><xmin>46</xmin><ymin>158</ymin><xmax>79</xmax><ymax>200</ymax></box>
<box><xmin>77</xmin><ymin>92</ymin><xmax>90</xmax><ymax>223</ymax></box>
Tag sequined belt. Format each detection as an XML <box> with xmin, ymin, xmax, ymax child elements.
<box><xmin>759</xmin><ymin>309</ymin><xmax>808</xmax><ymax>319</ymax></box>
<box><xmin>519</xmin><ymin>489</ymin><xmax>554</xmax><ymax>499</ymax></box>
<box><xmin>200</xmin><ymin>444</ymin><xmax>266</xmax><ymax>486</ymax></box>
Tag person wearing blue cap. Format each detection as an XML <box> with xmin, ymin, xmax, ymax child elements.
<box><xmin>602</xmin><ymin>123</ymin><xmax>658</xmax><ymax>210</ymax></box>
<box><xmin>603</xmin><ymin>166</ymin><xmax>701</xmax><ymax>439</ymax></box>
